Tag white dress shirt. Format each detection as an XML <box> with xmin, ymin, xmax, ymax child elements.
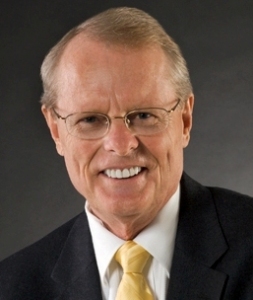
<box><xmin>85</xmin><ymin>185</ymin><xmax>180</xmax><ymax>300</ymax></box>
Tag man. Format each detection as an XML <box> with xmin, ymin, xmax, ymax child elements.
<box><xmin>0</xmin><ymin>7</ymin><xmax>252</xmax><ymax>300</ymax></box>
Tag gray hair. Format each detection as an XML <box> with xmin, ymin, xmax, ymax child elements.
<box><xmin>40</xmin><ymin>7</ymin><xmax>192</xmax><ymax>108</ymax></box>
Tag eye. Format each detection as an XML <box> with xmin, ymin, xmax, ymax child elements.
<box><xmin>136</xmin><ymin>112</ymin><xmax>153</xmax><ymax>119</ymax></box>
<box><xmin>69</xmin><ymin>113</ymin><xmax>108</xmax><ymax>128</ymax></box>
<box><xmin>127</xmin><ymin>110</ymin><xmax>159</xmax><ymax>127</ymax></box>
<box><xmin>78</xmin><ymin>115</ymin><xmax>99</xmax><ymax>123</ymax></box>
<box><xmin>128</xmin><ymin>111</ymin><xmax>156</xmax><ymax>121</ymax></box>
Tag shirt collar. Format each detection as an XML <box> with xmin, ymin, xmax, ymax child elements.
<box><xmin>134</xmin><ymin>185</ymin><xmax>180</xmax><ymax>276</ymax></box>
<box><xmin>85</xmin><ymin>185</ymin><xmax>180</xmax><ymax>280</ymax></box>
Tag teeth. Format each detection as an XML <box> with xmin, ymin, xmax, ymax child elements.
<box><xmin>115</xmin><ymin>169</ymin><xmax>122</xmax><ymax>178</ymax></box>
<box><xmin>104</xmin><ymin>167</ymin><xmax>142</xmax><ymax>179</ymax></box>
<box><xmin>122</xmin><ymin>169</ymin><xmax>130</xmax><ymax>177</ymax></box>
<box><xmin>129</xmin><ymin>168</ymin><xmax>135</xmax><ymax>176</ymax></box>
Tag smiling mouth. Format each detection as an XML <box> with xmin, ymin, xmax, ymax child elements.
<box><xmin>103</xmin><ymin>167</ymin><xmax>142</xmax><ymax>179</ymax></box>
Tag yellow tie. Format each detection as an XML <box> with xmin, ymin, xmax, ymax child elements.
<box><xmin>115</xmin><ymin>241</ymin><xmax>154</xmax><ymax>300</ymax></box>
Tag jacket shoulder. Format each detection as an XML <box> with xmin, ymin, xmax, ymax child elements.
<box><xmin>0</xmin><ymin>213</ymin><xmax>85</xmax><ymax>300</ymax></box>
<box><xmin>209</xmin><ymin>186</ymin><xmax>253</xmax><ymax>238</ymax></box>
<box><xmin>181</xmin><ymin>173</ymin><xmax>253</xmax><ymax>241</ymax></box>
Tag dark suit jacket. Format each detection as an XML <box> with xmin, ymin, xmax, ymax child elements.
<box><xmin>1</xmin><ymin>173</ymin><xmax>253</xmax><ymax>300</ymax></box>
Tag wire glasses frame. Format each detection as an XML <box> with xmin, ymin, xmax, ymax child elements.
<box><xmin>52</xmin><ymin>99</ymin><xmax>181</xmax><ymax>140</ymax></box>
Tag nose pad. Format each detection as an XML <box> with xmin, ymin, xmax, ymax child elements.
<box><xmin>103</xmin><ymin>117</ymin><xmax>138</xmax><ymax>156</ymax></box>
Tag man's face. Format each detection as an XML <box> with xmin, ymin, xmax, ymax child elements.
<box><xmin>42</xmin><ymin>36</ymin><xmax>193</xmax><ymax>236</ymax></box>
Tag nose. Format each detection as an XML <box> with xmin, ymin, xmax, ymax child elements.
<box><xmin>103</xmin><ymin>118</ymin><xmax>139</xmax><ymax>156</ymax></box>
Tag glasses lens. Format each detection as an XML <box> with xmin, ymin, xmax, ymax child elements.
<box><xmin>127</xmin><ymin>108</ymin><xmax>169</xmax><ymax>135</ymax></box>
<box><xmin>66</xmin><ymin>112</ymin><xmax>109</xmax><ymax>139</ymax></box>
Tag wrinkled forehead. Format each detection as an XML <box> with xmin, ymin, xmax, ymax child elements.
<box><xmin>54</xmin><ymin>35</ymin><xmax>176</xmax><ymax>109</ymax></box>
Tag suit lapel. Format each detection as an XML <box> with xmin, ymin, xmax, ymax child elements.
<box><xmin>48</xmin><ymin>174</ymin><xmax>228</xmax><ymax>299</ymax></box>
<box><xmin>51</xmin><ymin>212</ymin><xmax>102</xmax><ymax>300</ymax></box>
<box><xmin>167</xmin><ymin>174</ymin><xmax>228</xmax><ymax>300</ymax></box>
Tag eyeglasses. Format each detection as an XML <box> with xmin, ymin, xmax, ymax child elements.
<box><xmin>52</xmin><ymin>99</ymin><xmax>181</xmax><ymax>140</ymax></box>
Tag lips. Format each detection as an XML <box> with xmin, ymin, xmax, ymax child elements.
<box><xmin>104</xmin><ymin>166</ymin><xmax>142</xmax><ymax>179</ymax></box>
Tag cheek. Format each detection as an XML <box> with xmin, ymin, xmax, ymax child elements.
<box><xmin>139</xmin><ymin>134</ymin><xmax>174</xmax><ymax>177</ymax></box>
<box><xmin>144</xmin><ymin>126</ymin><xmax>184</xmax><ymax>173</ymax></box>
<box><xmin>60</xmin><ymin>137</ymin><xmax>99</xmax><ymax>191</ymax></box>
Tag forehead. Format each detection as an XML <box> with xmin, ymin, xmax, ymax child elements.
<box><xmin>56</xmin><ymin>35</ymin><xmax>175</xmax><ymax>111</ymax></box>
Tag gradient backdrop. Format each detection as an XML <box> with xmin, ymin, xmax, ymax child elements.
<box><xmin>1</xmin><ymin>0</ymin><xmax>253</xmax><ymax>261</ymax></box>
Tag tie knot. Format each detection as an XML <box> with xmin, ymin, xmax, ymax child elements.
<box><xmin>115</xmin><ymin>241</ymin><xmax>151</xmax><ymax>273</ymax></box>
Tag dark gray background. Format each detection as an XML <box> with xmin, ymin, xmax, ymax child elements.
<box><xmin>1</xmin><ymin>0</ymin><xmax>253</xmax><ymax>261</ymax></box>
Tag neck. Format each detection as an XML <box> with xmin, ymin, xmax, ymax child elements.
<box><xmin>98</xmin><ymin>212</ymin><xmax>155</xmax><ymax>241</ymax></box>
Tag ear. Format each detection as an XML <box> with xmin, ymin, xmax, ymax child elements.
<box><xmin>182</xmin><ymin>94</ymin><xmax>194</xmax><ymax>148</ymax></box>
<box><xmin>41</xmin><ymin>105</ymin><xmax>64</xmax><ymax>156</ymax></box>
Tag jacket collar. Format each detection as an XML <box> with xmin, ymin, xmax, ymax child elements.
<box><xmin>167</xmin><ymin>173</ymin><xmax>228</xmax><ymax>299</ymax></box>
<box><xmin>49</xmin><ymin>173</ymin><xmax>228</xmax><ymax>299</ymax></box>
<box><xmin>51</xmin><ymin>212</ymin><xmax>103</xmax><ymax>300</ymax></box>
